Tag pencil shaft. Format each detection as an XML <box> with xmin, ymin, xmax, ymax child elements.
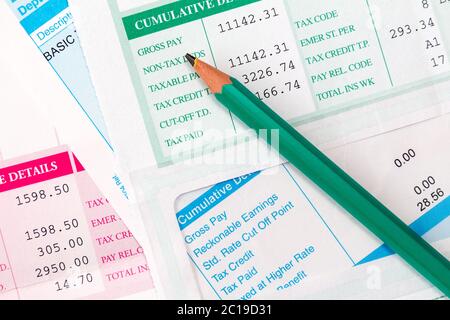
<box><xmin>216</xmin><ymin>77</ymin><xmax>450</xmax><ymax>296</ymax></box>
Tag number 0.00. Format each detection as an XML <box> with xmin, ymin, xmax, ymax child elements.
<box><xmin>394</xmin><ymin>149</ymin><xmax>416</xmax><ymax>168</ymax></box>
<box><xmin>414</xmin><ymin>176</ymin><xmax>435</xmax><ymax>195</ymax></box>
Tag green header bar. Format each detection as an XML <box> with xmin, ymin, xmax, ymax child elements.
<box><xmin>122</xmin><ymin>0</ymin><xmax>260</xmax><ymax>40</ymax></box>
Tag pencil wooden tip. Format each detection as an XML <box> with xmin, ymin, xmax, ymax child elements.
<box><xmin>186</xmin><ymin>55</ymin><xmax>232</xmax><ymax>94</ymax></box>
<box><xmin>185</xmin><ymin>53</ymin><xmax>196</xmax><ymax>66</ymax></box>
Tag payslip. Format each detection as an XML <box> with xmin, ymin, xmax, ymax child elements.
<box><xmin>71</xmin><ymin>0</ymin><xmax>450</xmax><ymax>168</ymax></box>
<box><xmin>131</xmin><ymin>113</ymin><xmax>449</xmax><ymax>299</ymax></box>
<box><xmin>0</xmin><ymin>146</ymin><xmax>154</xmax><ymax>299</ymax></box>
<box><xmin>175</xmin><ymin>161</ymin><xmax>449</xmax><ymax>299</ymax></box>
<box><xmin>175</xmin><ymin>166</ymin><xmax>354</xmax><ymax>299</ymax></box>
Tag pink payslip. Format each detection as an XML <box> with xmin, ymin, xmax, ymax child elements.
<box><xmin>0</xmin><ymin>146</ymin><xmax>154</xmax><ymax>299</ymax></box>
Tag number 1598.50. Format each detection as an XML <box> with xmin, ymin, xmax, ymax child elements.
<box><xmin>16</xmin><ymin>184</ymin><xmax>70</xmax><ymax>206</ymax></box>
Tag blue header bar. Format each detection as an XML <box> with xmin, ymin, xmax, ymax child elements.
<box><xmin>176</xmin><ymin>171</ymin><xmax>261</xmax><ymax>231</ymax></box>
<box><xmin>8</xmin><ymin>0</ymin><xmax>50</xmax><ymax>19</ymax></box>
<box><xmin>20</xmin><ymin>0</ymin><xmax>68</xmax><ymax>34</ymax></box>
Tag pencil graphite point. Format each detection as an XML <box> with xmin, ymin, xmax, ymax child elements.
<box><xmin>185</xmin><ymin>56</ymin><xmax>232</xmax><ymax>94</ymax></box>
<box><xmin>186</xmin><ymin>53</ymin><xmax>196</xmax><ymax>66</ymax></box>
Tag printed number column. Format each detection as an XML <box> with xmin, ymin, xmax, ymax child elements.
<box><xmin>0</xmin><ymin>152</ymin><xmax>102</xmax><ymax>299</ymax></box>
<box><xmin>367</xmin><ymin>0</ymin><xmax>450</xmax><ymax>86</ymax></box>
<box><xmin>202</xmin><ymin>0</ymin><xmax>316</xmax><ymax>123</ymax></box>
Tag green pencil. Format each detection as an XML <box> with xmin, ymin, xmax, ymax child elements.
<box><xmin>186</xmin><ymin>53</ymin><xmax>450</xmax><ymax>296</ymax></box>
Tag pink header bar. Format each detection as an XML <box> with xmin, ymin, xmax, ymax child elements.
<box><xmin>0</xmin><ymin>152</ymin><xmax>74</xmax><ymax>192</ymax></box>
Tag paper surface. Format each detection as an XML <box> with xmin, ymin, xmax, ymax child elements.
<box><xmin>277</xmin><ymin>238</ymin><xmax>450</xmax><ymax>300</ymax></box>
<box><xmin>0</xmin><ymin>147</ymin><xmax>155</xmax><ymax>299</ymax></box>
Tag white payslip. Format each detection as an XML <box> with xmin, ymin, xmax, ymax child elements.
<box><xmin>126</xmin><ymin>114</ymin><xmax>450</xmax><ymax>299</ymax></box>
